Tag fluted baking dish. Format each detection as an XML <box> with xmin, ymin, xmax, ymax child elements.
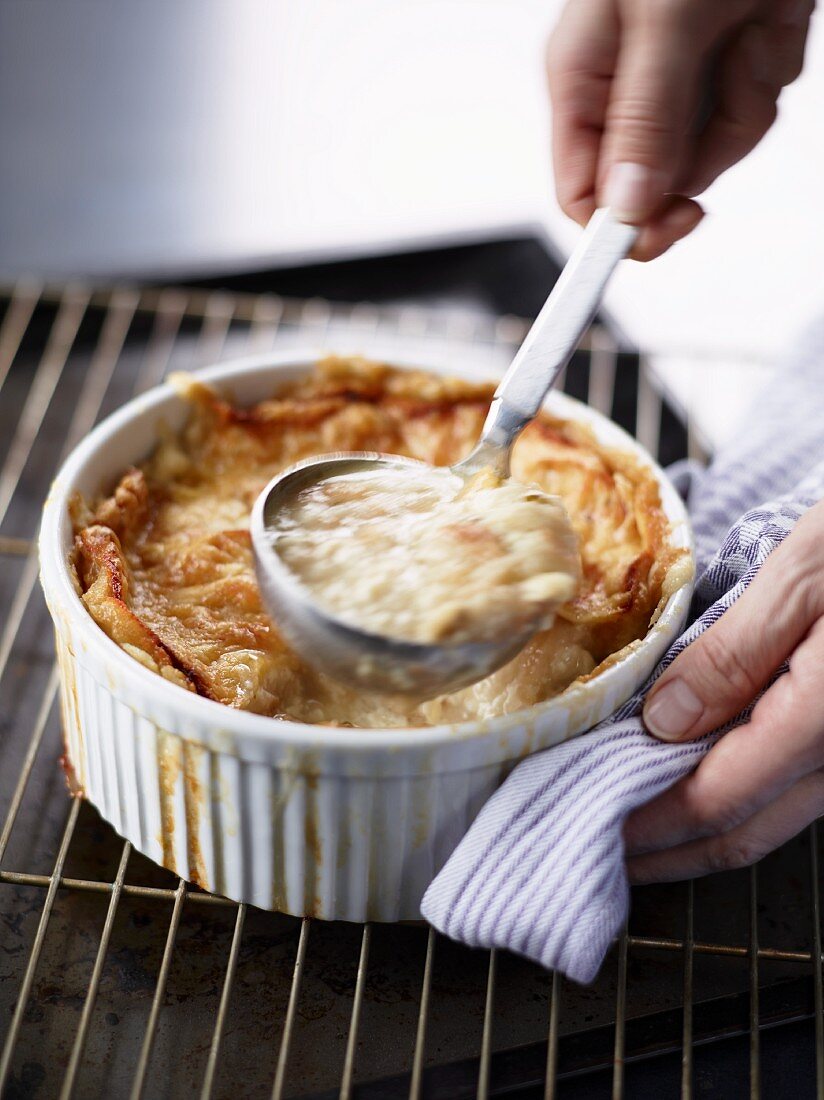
<box><xmin>39</xmin><ymin>350</ymin><xmax>694</xmax><ymax>921</ymax></box>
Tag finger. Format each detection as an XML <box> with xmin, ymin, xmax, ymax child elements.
<box><xmin>628</xmin><ymin>196</ymin><xmax>705</xmax><ymax>262</ymax></box>
<box><xmin>643</xmin><ymin>507</ymin><xmax>824</xmax><ymax>742</ymax></box>
<box><xmin>627</xmin><ymin>768</ymin><xmax>824</xmax><ymax>884</ymax></box>
<box><xmin>759</xmin><ymin>0</ymin><xmax>815</xmax><ymax>85</ymax></box>
<box><xmin>547</xmin><ymin>0</ymin><xmax>619</xmax><ymax>226</ymax></box>
<box><xmin>596</xmin><ymin>1</ymin><xmax>712</xmax><ymax>223</ymax></box>
<box><xmin>677</xmin><ymin>15</ymin><xmax>805</xmax><ymax>198</ymax></box>
<box><xmin>628</xmin><ymin>621</ymin><xmax>824</xmax><ymax>855</ymax></box>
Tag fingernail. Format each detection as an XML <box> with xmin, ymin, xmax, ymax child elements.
<box><xmin>603</xmin><ymin>162</ymin><xmax>664</xmax><ymax>224</ymax></box>
<box><xmin>662</xmin><ymin>201</ymin><xmax>705</xmax><ymax>234</ymax></box>
<box><xmin>643</xmin><ymin>679</ymin><xmax>704</xmax><ymax>741</ymax></box>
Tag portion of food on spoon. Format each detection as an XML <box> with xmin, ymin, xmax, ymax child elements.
<box><xmin>269</xmin><ymin>463</ymin><xmax>581</xmax><ymax>646</ymax></box>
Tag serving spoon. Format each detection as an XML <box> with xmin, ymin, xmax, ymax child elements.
<box><xmin>251</xmin><ymin>209</ymin><xmax>637</xmax><ymax>697</ymax></box>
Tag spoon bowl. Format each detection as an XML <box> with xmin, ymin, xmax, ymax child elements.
<box><xmin>251</xmin><ymin>452</ymin><xmax>538</xmax><ymax>696</ymax></box>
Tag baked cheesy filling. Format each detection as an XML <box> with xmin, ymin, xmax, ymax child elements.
<box><xmin>269</xmin><ymin>463</ymin><xmax>581</xmax><ymax>646</ymax></box>
<box><xmin>70</xmin><ymin>357</ymin><xmax>689</xmax><ymax>728</ymax></box>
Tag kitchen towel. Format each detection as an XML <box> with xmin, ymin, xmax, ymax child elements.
<box><xmin>421</xmin><ymin>319</ymin><xmax>824</xmax><ymax>984</ymax></box>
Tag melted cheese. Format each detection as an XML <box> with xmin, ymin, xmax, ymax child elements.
<box><xmin>270</xmin><ymin>464</ymin><xmax>581</xmax><ymax>645</ymax></box>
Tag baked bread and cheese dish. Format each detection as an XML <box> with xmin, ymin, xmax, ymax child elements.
<box><xmin>69</xmin><ymin>357</ymin><xmax>689</xmax><ymax>729</ymax></box>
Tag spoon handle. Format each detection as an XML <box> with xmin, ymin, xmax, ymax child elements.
<box><xmin>471</xmin><ymin>209</ymin><xmax>637</xmax><ymax>470</ymax></box>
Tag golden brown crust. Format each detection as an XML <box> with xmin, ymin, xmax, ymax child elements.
<box><xmin>71</xmin><ymin>357</ymin><xmax>688</xmax><ymax>728</ymax></box>
<box><xmin>73</xmin><ymin>522</ymin><xmax>205</xmax><ymax>696</ymax></box>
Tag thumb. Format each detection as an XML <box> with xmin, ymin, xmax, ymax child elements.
<box><xmin>597</xmin><ymin>6</ymin><xmax>707</xmax><ymax>224</ymax></box>
<box><xmin>643</xmin><ymin>525</ymin><xmax>819</xmax><ymax>742</ymax></box>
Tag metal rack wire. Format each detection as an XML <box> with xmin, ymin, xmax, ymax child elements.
<box><xmin>0</xmin><ymin>281</ymin><xmax>821</xmax><ymax>1099</ymax></box>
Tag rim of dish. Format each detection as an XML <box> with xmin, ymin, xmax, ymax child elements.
<box><xmin>39</xmin><ymin>349</ymin><xmax>696</xmax><ymax>753</ymax></box>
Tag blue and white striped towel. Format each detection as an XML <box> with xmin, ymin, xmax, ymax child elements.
<box><xmin>421</xmin><ymin>321</ymin><xmax>824</xmax><ymax>984</ymax></box>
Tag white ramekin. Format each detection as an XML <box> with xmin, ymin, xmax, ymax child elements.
<box><xmin>39</xmin><ymin>350</ymin><xmax>694</xmax><ymax>921</ymax></box>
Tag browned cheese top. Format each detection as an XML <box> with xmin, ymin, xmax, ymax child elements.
<box><xmin>71</xmin><ymin>357</ymin><xmax>689</xmax><ymax>728</ymax></box>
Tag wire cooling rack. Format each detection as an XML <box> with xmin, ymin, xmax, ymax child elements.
<box><xmin>0</xmin><ymin>282</ymin><xmax>821</xmax><ymax>1099</ymax></box>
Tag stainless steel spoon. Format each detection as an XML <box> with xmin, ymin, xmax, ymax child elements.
<box><xmin>251</xmin><ymin>209</ymin><xmax>637</xmax><ymax>697</ymax></box>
